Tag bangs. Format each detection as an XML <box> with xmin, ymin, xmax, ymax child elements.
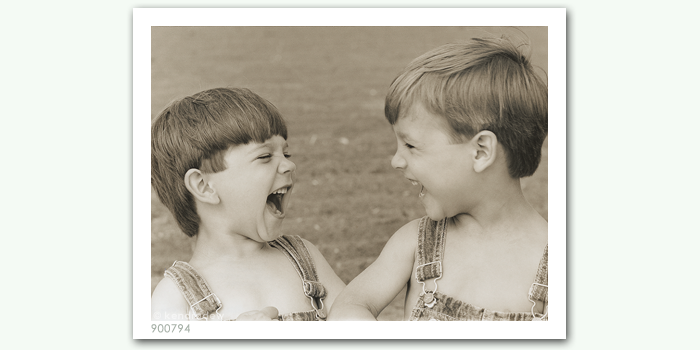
<box><xmin>385</xmin><ymin>36</ymin><xmax>548</xmax><ymax>178</ymax></box>
<box><xmin>168</xmin><ymin>87</ymin><xmax>288</xmax><ymax>173</ymax></box>
<box><xmin>214</xmin><ymin>93</ymin><xmax>288</xmax><ymax>145</ymax></box>
<box><xmin>386</xmin><ymin>71</ymin><xmax>490</xmax><ymax>143</ymax></box>
<box><xmin>386</xmin><ymin>50</ymin><xmax>545</xmax><ymax>145</ymax></box>
<box><xmin>151</xmin><ymin>87</ymin><xmax>289</xmax><ymax>237</ymax></box>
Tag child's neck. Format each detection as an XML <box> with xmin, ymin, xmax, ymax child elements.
<box><xmin>453</xmin><ymin>178</ymin><xmax>544</xmax><ymax>237</ymax></box>
<box><xmin>189</xmin><ymin>224</ymin><xmax>269</xmax><ymax>265</ymax></box>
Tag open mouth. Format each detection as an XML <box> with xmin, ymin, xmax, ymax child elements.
<box><xmin>266</xmin><ymin>185</ymin><xmax>291</xmax><ymax>217</ymax></box>
<box><xmin>409</xmin><ymin>179</ymin><xmax>425</xmax><ymax>198</ymax></box>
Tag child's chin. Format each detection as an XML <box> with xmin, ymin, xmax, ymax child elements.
<box><xmin>424</xmin><ymin>207</ymin><xmax>447</xmax><ymax>222</ymax></box>
<box><xmin>258</xmin><ymin>231</ymin><xmax>281</xmax><ymax>242</ymax></box>
<box><xmin>426</xmin><ymin>214</ymin><xmax>446</xmax><ymax>222</ymax></box>
<box><xmin>259</xmin><ymin>222</ymin><xmax>284</xmax><ymax>242</ymax></box>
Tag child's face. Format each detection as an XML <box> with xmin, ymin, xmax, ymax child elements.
<box><xmin>205</xmin><ymin>135</ymin><xmax>296</xmax><ymax>242</ymax></box>
<box><xmin>391</xmin><ymin>103</ymin><xmax>476</xmax><ymax>220</ymax></box>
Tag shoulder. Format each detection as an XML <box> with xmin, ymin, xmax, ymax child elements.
<box><xmin>394</xmin><ymin>217</ymin><xmax>422</xmax><ymax>237</ymax></box>
<box><xmin>295</xmin><ymin>237</ymin><xmax>338</xmax><ymax>278</ymax></box>
<box><xmin>386</xmin><ymin>217</ymin><xmax>422</xmax><ymax>250</ymax></box>
<box><xmin>297</xmin><ymin>237</ymin><xmax>346</xmax><ymax>307</ymax></box>
<box><xmin>298</xmin><ymin>237</ymin><xmax>324</xmax><ymax>261</ymax></box>
<box><xmin>523</xmin><ymin>216</ymin><xmax>548</xmax><ymax>257</ymax></box>
<box><xmin>362</xmin><ymin>218</ymin><xmax>421</xmax><ymax>268</ymax></box>
<box><xmin>151</xmin><ymin>273</ymin><xmax>189</xmax><ymax>320</ymax></box>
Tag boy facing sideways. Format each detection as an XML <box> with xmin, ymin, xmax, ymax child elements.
<box><xmin>329</xmin><ymin>36</ymin><xmax>548</xmax><ymax>321</ymax></box>
<box><xmin>150</xmin><ymin>88</ymin><xmax>344</xmax><ymax>321</ymax></box>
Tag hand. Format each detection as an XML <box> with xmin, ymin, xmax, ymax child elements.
<box><xmin>235</xmin><ymin>306</ymin><xmax>280</xmax><ymax>321</ymax></box>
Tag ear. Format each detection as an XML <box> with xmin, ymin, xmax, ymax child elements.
<box><xmin>184</xmin><ymin>168</ymin><xmax>220</xmax><ymax>205</ymax></box>
<box><xmin>471</xmin><ymin>130</ymin><xmax>498</xmax><ymax>173</ymax></box>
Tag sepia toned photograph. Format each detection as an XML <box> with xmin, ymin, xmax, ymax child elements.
<box><xmin>133</xmin><ymin>8</ymin><xmax>566</xmax><ymax>339</ymax></box>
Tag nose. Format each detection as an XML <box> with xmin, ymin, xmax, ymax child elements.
<box><xmin>279</xmin><ymin>157</ymin><xmax>296</xmax><ymax>174</ymax></box>
<box><xmin>391</xmin><ymin>149</ymin><xmax>406</xmax><ymax>170</ymax></box>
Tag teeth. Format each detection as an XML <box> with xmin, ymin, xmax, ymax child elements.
<box><xmin>410</xmin><ymin>181</ymin><xmax>419</xmax><ymax>186</ymax></box>
<box><xmin>272</xmin><ymin>187</ymin><xmax>288</xmax><ymax>195</ymax></box>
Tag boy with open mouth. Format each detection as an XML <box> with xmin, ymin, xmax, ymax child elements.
<box><xmin>151</xmin><ymin>87</ymin><xmax>344</xmax><ymax>321</ymax></box>
<box><xmin>330</xmin><ymin>34</ymin><xmax>549</xmax><ymax>321</ymax></box>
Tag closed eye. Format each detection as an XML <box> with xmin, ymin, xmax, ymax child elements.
<box><xmin>405</xmin><ymin>143</ymin><xmax>415</xmax><ymax>149</ymax></box>
<box><xmin>257</xmin><ymin>154</ymin><xmax>272</xmax><ymax>160</ymax></box>
<box><xmin>284</xmin><ymin>153</ymin><xmax>292</xmax><ymax>158</ymax></box>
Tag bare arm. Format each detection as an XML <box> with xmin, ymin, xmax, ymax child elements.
<box><xmin>151</xmin><ymin>276</ymin><xmax>192</xmax><ymax>321</ymax></box>
<box><xmin>153</xmin><ymin>274</ymin><xmax>283</xmax><ymax>321</ymax></box>
<box><xmin>302</xmin><ymin>238</ymin><xmax>346</xmax><ymax>312</ymax></box>
<box><xmin>327</xmin><ymin>219</ymin><xmax>418</xmax><ymax>320</ymax></box>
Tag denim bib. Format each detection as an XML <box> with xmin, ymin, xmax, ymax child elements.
<box><xmin>164</xmin><ymin>235</ymin><xmax>327</xmax><ymax>321</ymax></box>
<box><xmin>409</xmin><ymin>216</ymin><xmax>548</xmax><ymax>321</ymax></box>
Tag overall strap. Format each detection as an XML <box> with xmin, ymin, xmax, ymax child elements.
<box><xmin>269</xmin><ymin>235</ymin><xmax>327</xmax><ymax>320</ymax></box>
<box><xmin>528</xmin><ymin>244</ymin><xmax>548</xmax><ymax>320</ymax></box>
<box><xmin>415</xmin><ymin>216</ymin><xmax>447</xmax><ymax>282</ymax></box>
<box><xmin>164</xmin><ymin>261</ymin><xmax>222</xmax><ymax>321</ymax></box>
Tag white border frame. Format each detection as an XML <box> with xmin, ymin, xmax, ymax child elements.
<box><xmin>134</xmin><ymin>7</ymin><xmax>566</xmax><ymax>339</ymax></box>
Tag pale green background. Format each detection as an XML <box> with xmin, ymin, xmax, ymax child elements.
<box><xmin>2</xmin><ymin>0</ymin><xmax>699</xmax><ymax>349</ymax></box>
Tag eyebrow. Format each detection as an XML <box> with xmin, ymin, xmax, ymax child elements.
<box><xmin>248</xmin><ymin>140</ymin><xmax>288</xmax><ymax>153</ymax></box>
<box><xmin>395</xmin><ymin>130</ymin><xmax>414</xmax><ymax>142</ymax></box>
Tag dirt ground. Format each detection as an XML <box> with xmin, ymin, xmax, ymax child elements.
<box><xmin>150</xmin><ymin>26</ymin><xmax>548</xmax><ymax>321</ymax></box>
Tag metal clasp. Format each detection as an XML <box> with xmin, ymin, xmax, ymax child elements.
<box><xmin>528</xmin><ymin>282</ymin><xmax>548</xmax><ymax>320</ymax></box>
<box><xmin>304</xmin><ymin>280</ymin><xmax>326</xmax><ymax>320</ymax></box>
<box><xmin>310</xmin><ymin>297</ymin><xmax>326</xmax><ymax>320</ymax></box>
<box><xmin>416</xmin><ymin>261</ymin><xmax>442</xmax><ymax>308</ymax></box>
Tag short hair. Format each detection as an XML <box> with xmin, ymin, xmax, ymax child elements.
<box><xmin>385</xmin><ymin>35</ymin><xmax>548</xmax><ymax>178</ymax></box>
<box><xmin>151</xmin><ymin>87</ymin><xmax>288</xmax><ymax>237</ymax></box>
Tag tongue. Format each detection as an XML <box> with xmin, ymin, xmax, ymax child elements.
<box><xmin>267</xmin><ymin>194</ymin><xmax>282</xmax><ymax>213</ymax></box>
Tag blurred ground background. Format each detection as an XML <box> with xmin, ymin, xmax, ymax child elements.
<box><xmin>150</xmin><ymin>26</ymin><xmax>548</xmax><ymax>321</ymax></box>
